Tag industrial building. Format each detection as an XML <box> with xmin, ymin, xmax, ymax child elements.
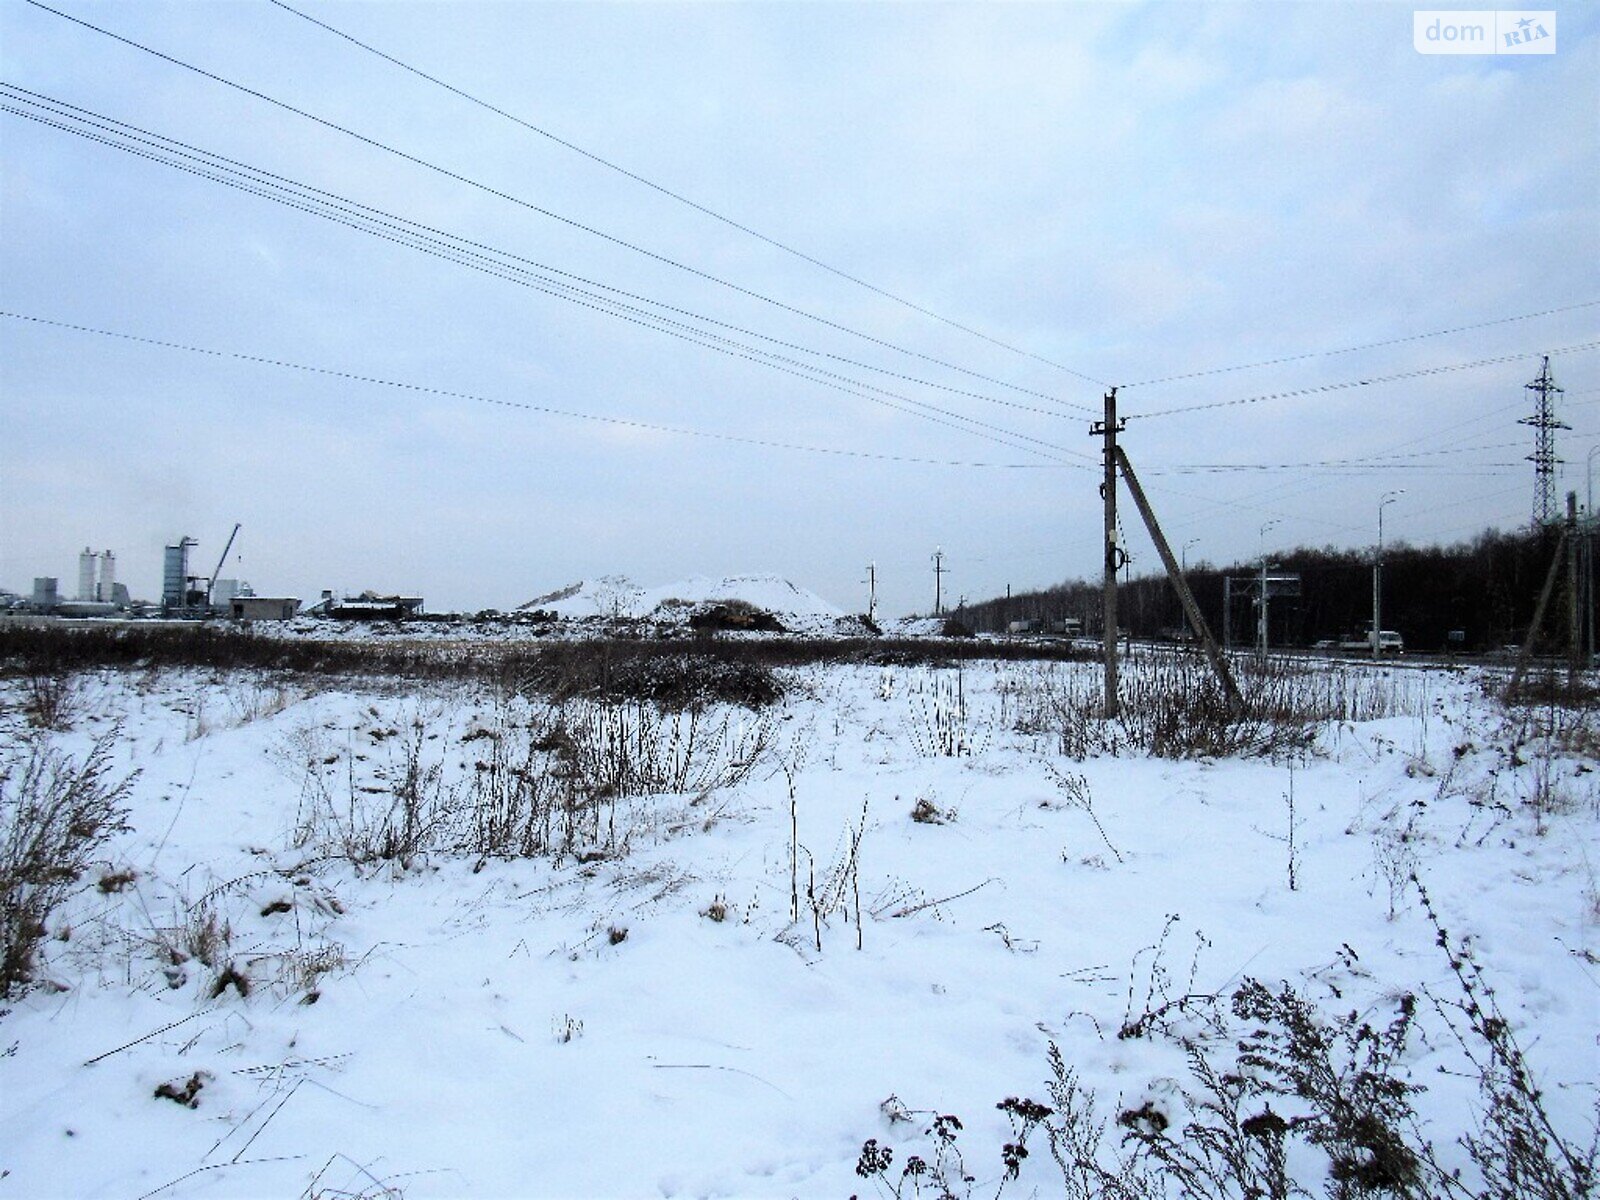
<box><xmin>305</xmin><ymin>590</ymin><xmax>425</xmax><ymax>620</ymax></box>
<box><xmin>16</xmin><ymin>526</ymin><xmax>304</xmax><ymax>623</ymax></box>
<box><xmin>162</xmin><ymin>536</ymin><xmax>200</xmax><ymax>610</ymax></box>
<box><xmin>25</xmin><ymin>546</ymin><xmax>129</xmax><ymax>616</ymax></box>
<box><xmin>229</xmin><ymin>595</ymin><xmax>301</xmax><ymax>621</ymax></box>
<box><xmin>74</xmin><ymin>548</ymin><xmax>128</xmax><ymax>607</ymax></box>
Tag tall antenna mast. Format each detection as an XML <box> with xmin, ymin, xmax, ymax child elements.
<box><xmin>1520</xmin><ymin>355</ymin><xmax>1567</xmax><ymax>528</ymax></box>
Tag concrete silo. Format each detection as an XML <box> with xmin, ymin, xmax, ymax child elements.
<box><xmin>97</xmin><ymin>550</ymin><xmax>115</xmax><ymax>603</ymax></box>
<box><xmin>163</xmin><ymin>538</ymin><xmax>196</xmax><ymax>610</ymax></box>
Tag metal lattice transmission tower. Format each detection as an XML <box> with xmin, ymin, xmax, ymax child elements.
<box><xmin>1519</xmin><ymin>355</ymin><xmax>1567</xmax><ymax>528</ymax></box>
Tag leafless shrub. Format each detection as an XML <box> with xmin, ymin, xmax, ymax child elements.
<box><xmin>24</xmin><ymin>666</ymin><xmax>82</xmax><ymax>731</ymax></box>
<box><xmin>908</xmin><ymin>670</ymin><xmax>982</xmax><ymax>757</ymax></box>
<box><xmin>864</xmin><ymin>904</ymin><xmax>1600</xmax><ymax>1200</ymax></box>
<box><xmin>0</xmin><ymin>729</ymin><xmax>134</xmax><ymax>996</ymax></box>
<box><xmin>1416</xmin><ymin>876</ymin><xmax>1599</xmax><ymax>1200</ymax></box>
<box><xmin>1014</xmin><ymin>653</ymin><xmax>1420</xmax><ymax>761</ymax></box>
<box><xmin>291</xmin><ymin>712</ymin><xmax>455</xmax><ymax>866</ymax></box>
<box><xmin>1045</xmin><ymin>765</ymin><xmax>1123</xmax><ymax>863</ymax></box>
<box><xmin>465</xmin><ymin>705</ymin><xmax>560</xmax><ymax>860</ymax></box>
<box><xmin>1502</xmin><ymin>669</ymin><xmax>1600</xmax><ymax>713</ymax></box>
<box><xmin>279</xmin><ymin>942</ymin><xmax>345</xmax><ymax>997</ymax></box>
<box><xmin>181</xmin><ymin>906</ymin><xmax>232</xmax><ymax>969</ymax></box>
<box><xmin>291</xmin><ymin>695</ymin><xmax>773</xmax><ymax>866</ymax></box>
<box><xmin>1372</xmin><ymin>829</ymin><xmax>1418</xmax><ymax>921</ymax></box>
<box><xmin>866</xmin><ymin>983</ymin><xmax>1428</xmax><ymax>1200</ymax></box>
<box><xmin>1118</xmin><ymin>916</ymin><xmax>1223</xmax><ymax>1043</ymax></box>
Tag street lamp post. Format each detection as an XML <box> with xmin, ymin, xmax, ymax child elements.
<box><xmin>1374</xmin><ymin>491</ymin><xmax>1404</xmax><ymax>660</ymax></box>
<box><xmin>1588</xmin><ymin>444</ymin><xmax>1599</xmax><ymax>520</ymax></box>
<box><xmin>1258</xmin><ymin>520</ymin><xmax>1281</xmax><ymax>658</ymax></box>
<box><xmin>1587</xmin><ymin>447</ymin><xmax>1600</xmax><ymax>663</ymax></box>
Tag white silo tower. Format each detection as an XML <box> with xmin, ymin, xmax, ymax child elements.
<box><xmin>98</xmin><ymin>550</ymin><xmax>116</xmax><ymax>602</ymax></box>
<box><xmin>78</xmin><ymin>548</ymin><xmax>97</xmax><ymax>601</ymax></box>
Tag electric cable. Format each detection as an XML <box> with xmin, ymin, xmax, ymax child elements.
<box><xmin>0</xmin><ymin>310</ymin><xmax>1088</xmax><ymax>470</ymax></box>
<box><xmin>21</xmin><ymin>0</ymin><xmax>1100</xmax><ymax>415</ymax></box>
<box><xmin>1118</xmin><ymin>299</ymin><xmax>1600</xmax><ymax>390</ymax></box>
<box><xmin>1</xmin><ymin>89</ymin><xmax>1094</xmax><ymax>461</ymax></box>
<box><xmin>0</xmin><ymin>85</ymin><xmax>1089</xmax><ymax>426</ymax></box>
<box><xmin>267</xmin><ymin>0</ymin><xmax>1113</xmax><ymax>388</ymax></box>
<box><xmin>1127</xmin><ymin>342</ymin><xmax>1600</xmax><ymax>420</ymax></box>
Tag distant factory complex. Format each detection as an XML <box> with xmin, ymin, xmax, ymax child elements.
<box><xmin>3</xmin><ymin>526</ymin><xmax>422</xmax><ymax>623</ymax></box>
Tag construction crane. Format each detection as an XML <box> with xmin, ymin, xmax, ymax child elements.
<box><xmin>205</xmin><ymin>523</ymin><xmax>242</xmax><ymax>608</ymax></box>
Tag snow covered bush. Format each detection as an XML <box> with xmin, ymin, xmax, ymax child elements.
<box><xmin>287</xmin><ymin>693</ymin><xmax>774</xmax><ymax>866</ymax></box>
<box><xmin>0</xmin><ymin>730</ymin><xmax>134</xmax><ymax>996</ymax></box>
<box><xmin>513</xmin><ymin>642</ymin><xmax>784</xmax><ymax>709</ymax></box>
<box><xmin>862</xmin><ymin>940</ymin><xmax>1598</xmax><ymax>1200</ymax></box>
<box><xmin>909</xmin><ymin>671</ymin><xmax>979</xmax><ymax>757</ymax></box>
<box><xmin>23</xmin><ymin>665</ymin><xmax>82</xmax><ymax>731</ymax></box>
<box><xmin>1014</xmin><ymin>654</ymin><xmax>1419</xmax><ymax>760</ymax></box>
<box><xmin>290</xmin><ymin>714</ymin><xmax>453</xmax><ymax>867</ymax></box>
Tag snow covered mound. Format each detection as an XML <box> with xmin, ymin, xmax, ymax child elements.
<box><xmin>520</xmin><ymin>576</ymin><xmax>645</xmax><ymax>619</ymax></box>
<box><xmin>522</xmin><ymin>573</ymin><xmax>846</xmax><ymax>632</ymax></box>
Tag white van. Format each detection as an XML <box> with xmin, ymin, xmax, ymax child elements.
<box><xmin>1338</xmin><ymin>631</ymin><xmax>1404</xmax><ymax>654</ymax></box>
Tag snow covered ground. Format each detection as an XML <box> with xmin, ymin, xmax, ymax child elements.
<box><xmin>0</xmin><ymin>656</ymin><xmax>1595</xmax><ymax>1198</ymax></box>
<box><xmin>519</xmin><ymin>574</ymin><xmax>848</xmax><ymax>633</ymax></box>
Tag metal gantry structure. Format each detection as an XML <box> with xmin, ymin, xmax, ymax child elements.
<box><xmin>1521</xmin><ymin>355</ymin><xmax>1567</xmax><ymax>528</ymax></box>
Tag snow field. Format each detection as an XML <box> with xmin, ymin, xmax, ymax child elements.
<box><xmin>0</xmin><ymin>658</ymin><xmax>1595</xmax><ymax>1198</ymax></box>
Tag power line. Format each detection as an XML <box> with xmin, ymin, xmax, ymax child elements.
<box><xmin>22</xmin><ymin>0</ymin><xmax>1099</xmax><ymax>417</ymax></box>
<box><xmin>0</xmin><ymin>85</ymin><xmax>1081</xmax><ymax>424</ymax></box>
<box><xmin>0</xmin><ymin>310</ymin><xmax>1087</xmax><ymax>470</ymax></box>
<box><xmin>267</xmin><ymin>0</ymin><xmax>1112</xmax><ymax>390</ymax></box>
<box><xmin>1160</xmin><ymin>438</ymin><xmax>1578</xmax><ymax>473</ymax></box>
<box><xmin>1127</xmin><ymin>341</ymin><xmax>1600</xmax><ymax>420</ymax></box>
<box><xmin>1</xmin><ymin>87</ymin><xmax>1095</xmax><ymax>462</ymax></box>
<box><xmin>1117</xmin><ymin>299</ymin><xmax>1600</xmax><ymax>390</ymax></box>
<box><xmin>1130</xmin><ymin>360</ymin><xmax>1597</xmax><ymax>550</ymax></box>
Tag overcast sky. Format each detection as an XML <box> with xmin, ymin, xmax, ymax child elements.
<box><xmin>2</xmin><ymin>0</ymin><xmax>1596</xmax><ymax>617</ymax></box>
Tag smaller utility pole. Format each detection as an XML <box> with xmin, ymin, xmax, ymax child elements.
<box><xmin>1258</xmin><ymin>556</ymin><xmax>1270</xmax><ymax>658</ymax></box>
<box><xmin>1257</xmin><ymin>520</ymin><xmax>1280</xmax><ymax>660</ymax></box>
<box><xmin>932</xmin><ymin>548</ymin><xmax>946</xmax><ymax>616</ymax></box>
<box><xmin>1374</xmin><ymin>491</ymin><xmax>1403</xmax><ymax>659</ymax></box>
<box><xmin>1568</xmin><ymin>492</ymin><xmax>1581</xmax><ymax>682</ymax></box>
<box><xmin>1507</xmin><ymin>523</ymin><xmax>1571</xmax><ymax>699</ymax></box>
<box><xmin>1222</xmin><ymin>575</ymin><xmax>1232</xmax><ymax>650</ymax></box>
<box><xmin>865</xmin><ymin>563</ymin><xmax>877</xmax><ymax>623</ymax></box>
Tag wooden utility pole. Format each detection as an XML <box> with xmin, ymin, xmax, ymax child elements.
<box><xmin>865</xmin><ymin>562</ymin><xmax>877</xmax><ymax>623</ymax></box>
<box><xmin>1091</xmin><ymin>389</ymin><xmax>1125</xmax><ymax>717</ymax></box>
<box><xmin>1568</xmin><ymin>492</ymin><xmax>1582</xmax><ymax>682</ymax></box>
<box><xmin>1258</xmin><ymin>556</ymin><xmax>1270</xmax><ymax>659</ymax></box>
<box><xmin>932</xmin><ymin>548</ymin><xmax>946</xmax><ymax>616</ymax></box>
<box><xmin>1116</xmin><ymin>448</ymin><xmax>1243</xmax><ymax>712</ymax></box>
<box><xmin>1507</xmin><ymin>523</ymin><xmax>1571</xmax><ymax>699</ymax></box>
